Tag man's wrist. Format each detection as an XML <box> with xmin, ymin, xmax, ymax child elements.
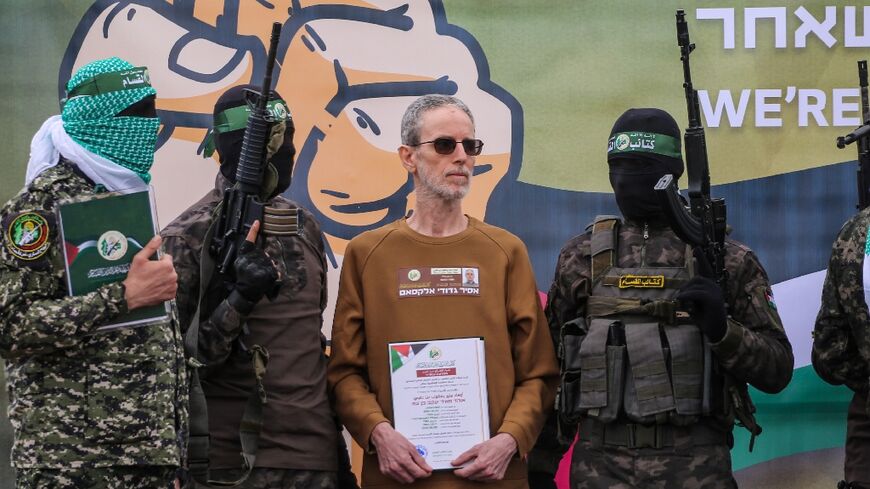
<box><xmin>370</xmin><ymin>421</ymin><xmax>391</xmax><ymax>446</ymax></box>
<box><xmin>495</xmin><ymin>432</ymin><xmax>518</xmax><ymax>450</ymax></box>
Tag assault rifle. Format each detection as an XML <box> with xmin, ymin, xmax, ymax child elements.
<box><xmin>654</xmin><ymin>9</ymin><xmax>728</xmax><ymax>416</ymax></box>
<box><xmin>836</xmin><ymin>60</ymin><xmax>870</xmax><ymax>210</ymax></box>
<box><xmin>211</xmin><ymin>22</ymin><xmax>283</xmax><ymax>273</ymax></box>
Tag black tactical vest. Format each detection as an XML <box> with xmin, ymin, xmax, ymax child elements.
<box><xmin>561</xmin><ymin>216</ymin><xmax>706</xmax><ymax>426</ymax></box>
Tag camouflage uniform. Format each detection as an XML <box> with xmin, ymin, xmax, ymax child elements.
<box><xmin>813</xmin><ymin>207</ymin><xmax>870</xmax><ymax>487</ymax></box>
<box><xmin>0</xmin><ymin>161</ymin><xmax>186</xmax><ymax>485</ymax></box>
<box><xmin>162</xmin><ymin>174</ymin><xmax>339</xmax><ymax>488</ymax></box>
<box><xmin>206</xmin><ymin>468</ymin><xmax>337</xmax><ymax>489</ymax></box>
<box><xmin>17</xmin><ymin>466</ymin><xmax>177</xmax><ymax>489</ymax></box>
<box><xmin>545</xmin><ymin>219</ymin><xmax>793</xmax><ymax>489</ymax></box>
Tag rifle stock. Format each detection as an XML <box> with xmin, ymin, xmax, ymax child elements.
<box><xmin>654</xmin><ymin>174</ymin><xmax>703</xmax><ymax>246</ymax></box>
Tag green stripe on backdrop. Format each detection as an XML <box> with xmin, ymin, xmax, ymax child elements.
<box><xmin>732</xmin><ymin>365</ymin><xmax>851</xmax><ymax>470</ymax></box>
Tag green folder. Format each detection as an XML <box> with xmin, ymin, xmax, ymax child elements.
<box><xmin>58</xmin><ymin>188</ymin><xmax>169</xmax><ymax>331</ymax></box>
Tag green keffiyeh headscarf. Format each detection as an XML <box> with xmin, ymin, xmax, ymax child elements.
<box><xmin>61</xmin><ymin>57</ymin><xmax>159</xmax><ymax>183</ymax></box>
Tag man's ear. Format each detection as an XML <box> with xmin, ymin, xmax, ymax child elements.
<box><xmin>399</xmin><ymin>145</ymin><xmax>416</xmax><ymax>174</ymax></box>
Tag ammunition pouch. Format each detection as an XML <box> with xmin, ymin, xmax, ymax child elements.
<box><xmin>559</xmin><ymin>317</ymin><xmax>586</xmax><ymax>425</ymax></box>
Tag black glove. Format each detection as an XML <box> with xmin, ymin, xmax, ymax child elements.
<box><xmin>335</xmin><ymin>418</ymin><xmax>360</xmax><ymax>489</ymax></box>
<box><xmin>677</xmin><ymin>275</ymin><xmax>727</xmax><ymax>343</ymax></box>
<box><xmin>528</xmin><ymin>471</ymin><xmax>557</xmax><ymax>489</ymax></box>
<box><xmin>228</xmin><ymin>240</ymin><xmax>279</xmax><ymax>314</ymax></box>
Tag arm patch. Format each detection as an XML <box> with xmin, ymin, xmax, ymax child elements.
<box><xmin>3</xmin><ymin>211</ymin><xmax>54</xmax><ymax>265</ymax></box>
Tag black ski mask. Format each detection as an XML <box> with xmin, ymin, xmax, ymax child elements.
<box><xmin>208</xmin><ymin>84</ymin><xmax>296</xmax><ymax>199</ymax></box>
<box><xmin>606</xmin><ymin>108</ymin><xmax>684</xmax><ymax>222</ymax></box>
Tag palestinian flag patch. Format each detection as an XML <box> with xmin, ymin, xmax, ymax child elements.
<box><xmin>765</xmin><ymin>289</ymin><xmax>777</xmax><ymax>311</ymax></box>
<box><xmin>4</xmin><ymin>211</ymin><xmax>52</xmax><ymax>261</ymax></box>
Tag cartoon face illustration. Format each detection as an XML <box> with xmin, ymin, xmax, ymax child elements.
<box><xmin>62</xmin><ymin>0</ymin><xmax>521</xmax><ymax>261</ymax></box>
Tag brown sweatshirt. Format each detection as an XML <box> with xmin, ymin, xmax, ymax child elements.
<box><xmin>328</xmin><ymin>217</ymin><xmax>558</xmax><ymax>488</ymax></box>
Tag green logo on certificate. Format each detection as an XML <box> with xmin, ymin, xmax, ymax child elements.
<box><xmin>98</xmin><ymin>230</ymin><xmax>129</xmax><ymax>261</ymax></box>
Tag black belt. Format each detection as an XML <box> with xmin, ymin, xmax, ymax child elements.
<box><xmin>581</xmin><ymin>418</ymin><xmax>727</xmax><ymax>449</ymax></box>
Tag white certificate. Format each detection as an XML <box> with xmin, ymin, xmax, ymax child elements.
<box><xmin>388</xmin><ymin>337</ymin><xmax>490</xmax><ymax>470</ymax></box>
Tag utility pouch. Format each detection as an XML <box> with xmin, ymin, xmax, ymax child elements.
<box><xmin>624</xmin><ymin>322</ymin><xmax>676</xmax><ymax>421</ymax></box>
<box><xmin>560</xmin><ymin>317</ymin><xmax>587</xmax><ymax>422</ymax></box>
<box><xmin>595</xmin><ymin>344</ymin><xmax>626</xmax><ymax>423</ymax></box>
<box><xmin>578</xmin><ymin>319</ymin><xmax>611</xmax><ymax>410</ymax></box>
<box><xmin>561</xmin><ymin>318</ymin><xmax>586</xmax><ymax>372</ymax></box>
<box><xmin>663</xmin><ymin>324</ymin><xmax>704</xmax><ymax>417</ymax></box>
<box><xmin>560</xmin><ymin>375</ymin><xmax>582</xmax><ymax>423</ymax></box>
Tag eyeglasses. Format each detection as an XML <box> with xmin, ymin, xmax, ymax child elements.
<box><xmin>411</xmin><ymin>138</ymin><xmax>484</xmax><ymax>156</ymax></box>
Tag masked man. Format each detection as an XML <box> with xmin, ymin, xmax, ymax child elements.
<box><xmin>532</xmin><ymin>108</ymin><xmax>794</xmax><ymax>488</ymax></box>
<box><xmin>0</xmin><ymin>57</ymin><xmax>185</xmax><ymax>488</ymax></box>
<box><xmin>163</xmin><ymin>85</ymin><xmax>356</xmax><ymax>489</ymax></box>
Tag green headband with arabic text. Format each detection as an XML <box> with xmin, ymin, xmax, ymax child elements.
<box><xmin>61</xmin><ymin>67</ymin><xmax>152</xmax><ymax>107</ymax></box>
<box><xmin>607</xmin><ymin>131</ymin><xmax>682</xmax><ymax>159</ymax></box>
<box><xmin>201</xmin><ymin>99</ymin><xmax>291</xmax><ymax>158</ymax></box>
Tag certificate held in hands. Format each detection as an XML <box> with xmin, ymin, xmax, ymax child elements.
<box><xmin>388</xmin><ymin>337</ymin><xmax>489</xmax><ymax>470</ymax></box>
<box><xmin>58</xmin><ymin>188</ymin><xmax>169</xmax><ymax>331</ymax></box>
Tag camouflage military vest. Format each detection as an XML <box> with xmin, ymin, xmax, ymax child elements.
<box><xmin>561</xmin><ymin>216</ymin><xmax>705</xmax><ymax>426</ymax></box>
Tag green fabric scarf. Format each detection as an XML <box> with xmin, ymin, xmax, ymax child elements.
<box><xmin>62</xmin><ymin>57</ymin><xmax>159</xmax><ymax>183</ymax></box>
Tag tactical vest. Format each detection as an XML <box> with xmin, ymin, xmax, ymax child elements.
<box><xmin>560</xmin><ymin>216</ymin><xmax>705</xmax><ymax>427</ymax></box>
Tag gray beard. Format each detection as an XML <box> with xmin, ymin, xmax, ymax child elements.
<box><xmin>416</xmin><ymin>165</ymin><xmax>470</xmax><ymax>202</ymax></box>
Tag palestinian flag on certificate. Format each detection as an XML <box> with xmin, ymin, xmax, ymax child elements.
<box><xmin>389</xmin><ymin>342</ymin><xmax>428</xmax><ymax>373</ymax></box>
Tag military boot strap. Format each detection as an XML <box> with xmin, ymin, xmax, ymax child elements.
<box><xmin>581</xmin><ymin>418</ymin><xmax>727</xmax><ymax>449</ymax></box>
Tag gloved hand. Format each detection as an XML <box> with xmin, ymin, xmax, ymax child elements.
<box><xmin>227</xmin><ymin>221</ymin><xmax>279</xmax><ymax>314</ymax></box>
<box><xmin>336</xmin><ymin>423</ymin><xmax>361</xmax><ymax>489</ymax></box>
<box><xmin>677</xmin><ymin>275</ymin><xmax>727</xmax><ymax>343</ymax></box>
<box><xmin>528</xmin><ymin>471</ymin><xmax>557</xmax><ymax>489</ymax></box>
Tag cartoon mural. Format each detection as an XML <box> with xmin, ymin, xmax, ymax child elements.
<box><xmin>59</xmin><ymin>0</ymin><xmax>522</xmax><ymax>327</ymax></box>
<box><xmin>0</xmin><ymin>1</ymin><xmax>865</xmax><ymax>487</ymax></box>
<box><xmin>61</xmin><ymin>0</ymin><xmax>520</xmax><ymax>261</ymax></box>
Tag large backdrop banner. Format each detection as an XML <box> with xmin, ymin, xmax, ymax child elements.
<box><xmin>0</xmin><ymin>1</ymin><xmax>865</xmax><ymax>487</ymax></box>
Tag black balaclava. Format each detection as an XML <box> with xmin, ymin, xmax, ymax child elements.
<box><xmin>606</xmin><ymin>108</ymin><xmax>684</xmax><ymax>222</ymax></box>
<box><xmin>213</xmin><ymin>84</ymin><xmax>296</xmax><ymax>199</ymax></box>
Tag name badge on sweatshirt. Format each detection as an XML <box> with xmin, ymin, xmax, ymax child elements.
<box><xmin>398</xmin><ymin>267</ymin><xmax>480</xmax><ymax>298</ymax></box>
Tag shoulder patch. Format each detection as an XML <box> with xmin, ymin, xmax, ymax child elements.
<box><xmin>3</xmin><ymin>211</ymin><xmax>53</xmax><ymax>261</ymax></box>
<box><xmin>765</xmin><ymin>288</ymin><xmax>777</xmax><ymax>311</ymax></box>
